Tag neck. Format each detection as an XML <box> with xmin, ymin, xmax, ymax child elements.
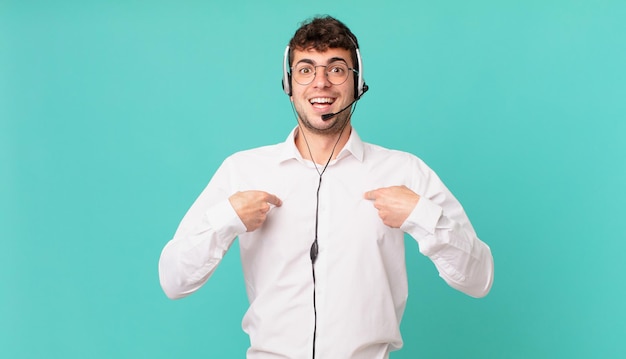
<box><xmin>295</xmin><ymin>124</ymin><xmax>352</xmax><ymax>165</ymax></box>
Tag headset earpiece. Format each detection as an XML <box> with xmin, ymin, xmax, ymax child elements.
<box><xmin>354</xmin><ymin>47</ymin><xmax>367</xmax><ymax>99</ymax></box>
<box><xmin>282</xmin><ymin>46</ymin><xmax>292</xmax><ymax>96</ymax></box>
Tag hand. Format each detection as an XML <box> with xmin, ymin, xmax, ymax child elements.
<box><xmin>229</xmin><ymin>191</ymin><xmax>282</xmax><ymax>232</ymax></box>
<box><xmin>364</xmin><ymin>185</ymin><xmax>420</xmax><ymax>228</ymax></box>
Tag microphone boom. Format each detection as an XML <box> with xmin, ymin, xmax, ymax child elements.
<box><xmin>321</xmin><ymin>99</ymin><xmax>356</xmax><ymax>121</ymax></box>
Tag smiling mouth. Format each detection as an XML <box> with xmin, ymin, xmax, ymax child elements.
<box><xmin>309</xmin><ymin>97</ymin><xmax>335</xmax><ymax>108</ymax></box>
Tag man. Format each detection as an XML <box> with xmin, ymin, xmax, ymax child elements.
<box><xmin>159</xmin><ymin>16</ymin><xmax>494</xmax><ymax>359</ymax></box>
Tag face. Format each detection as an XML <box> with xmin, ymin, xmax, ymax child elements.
<box><xmin>290</xmin><ymin>47</ymin><xmax>356</xmax><ymax>136</ymax></box>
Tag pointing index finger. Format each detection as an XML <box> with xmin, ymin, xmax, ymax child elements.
<box><xmin>264</xmin><ymin>192</ymin><xmax>282</xmax><ymax>207</ymax></box>
<box><xmin>364</xmin><ymin>189</ymin><xmax>378</xmax><ymax>201</ymax></box>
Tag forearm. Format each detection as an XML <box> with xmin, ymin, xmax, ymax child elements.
<box><xmin>402</xmin><ymin>197</ymin><xmax>494</xmax><ymax>298</ymax></box>
<box><xmin>158</xmin><ymin>200</ymin><xmax>245</xmax><ymax>299</ymax></box>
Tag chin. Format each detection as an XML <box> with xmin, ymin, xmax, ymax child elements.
<box><xmin>302</xmin><ymin>115</ymin><xmax>349</xmax><ymax>136</ymax></box>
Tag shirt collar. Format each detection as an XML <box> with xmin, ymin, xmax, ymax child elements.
<box><xmin>277</xmin><ymin>126</ymin><xmax>365</xmax><ymax>164</ymax></box>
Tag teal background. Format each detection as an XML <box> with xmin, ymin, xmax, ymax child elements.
<box><xmin>2</xmin><ymin>0</ymin><xmax>625</xmax><ymax>358</ymax></box>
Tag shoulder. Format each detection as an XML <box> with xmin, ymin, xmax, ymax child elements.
<box><xmin>361</xmin><ymin>141</ymin><xmax>447</xmax><ymax>193</ymax></box>
<box><xmin>232</xmin><ymin>143</ymin><xmax>281</xmax><ymax>157</ymax></box>
<box><xmin>224</xmin><ymin>142</ymin><xmax>283</xmax><ymax>163</ymax></box>
<box><xmin>362</xmin><ymin>141</ymin><xmax>430</xmax><ymax>169</ymax></box>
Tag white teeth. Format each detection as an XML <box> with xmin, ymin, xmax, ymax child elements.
<box><xmin>310</xmin><ymin>97</ymin><xmax>334</xmax><ymax>104</ymax></box>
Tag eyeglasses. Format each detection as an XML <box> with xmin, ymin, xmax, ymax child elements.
<box><xmin>291</xmin><ymin>61</ymin><xmax>358</xmax><ymax>86</ymax></box>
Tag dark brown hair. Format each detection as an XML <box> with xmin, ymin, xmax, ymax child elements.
<box><xmin>288</xmin><ymin>16</ymin><xmax>359</xmax><ymax>70</ymax></box>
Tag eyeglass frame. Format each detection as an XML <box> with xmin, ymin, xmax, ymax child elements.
<box><xmin>290</xmin><ymin>59</ymin><xmax>359</xmax><ymax>86</ymax></box>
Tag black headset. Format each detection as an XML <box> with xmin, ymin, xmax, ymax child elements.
<box><xmin>281</xmin><ymin>43</ymin><xmax>368</xmax><ymax>99</ymax></box>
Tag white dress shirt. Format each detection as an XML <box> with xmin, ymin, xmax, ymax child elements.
<box><xmin>159</xmin><ymin>128</ymin><xmax>494</xmax><ymax>359</ymax></box>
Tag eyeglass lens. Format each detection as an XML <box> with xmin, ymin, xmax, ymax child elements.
<box><xmin>292</xmin><ymin>62</ymin><xmax>351</xmax><ymax>86</ymax></box>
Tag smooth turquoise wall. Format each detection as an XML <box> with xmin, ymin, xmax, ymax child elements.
<box><xmin>2</xmin><ymin>1</ymin><xmax>625</xmax><ymax>358</ymax></box>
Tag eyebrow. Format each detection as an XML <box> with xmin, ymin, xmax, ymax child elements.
<box><xmin>295</xmin><ymin>57</ymin><xmax>349</xmax><ymax>66</ymax></box>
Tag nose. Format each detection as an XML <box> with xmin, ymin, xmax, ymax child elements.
<box><xmin>312</xmin><ymin>66</ymin><xmax>331</xmax><ymax>88</ymax></box>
